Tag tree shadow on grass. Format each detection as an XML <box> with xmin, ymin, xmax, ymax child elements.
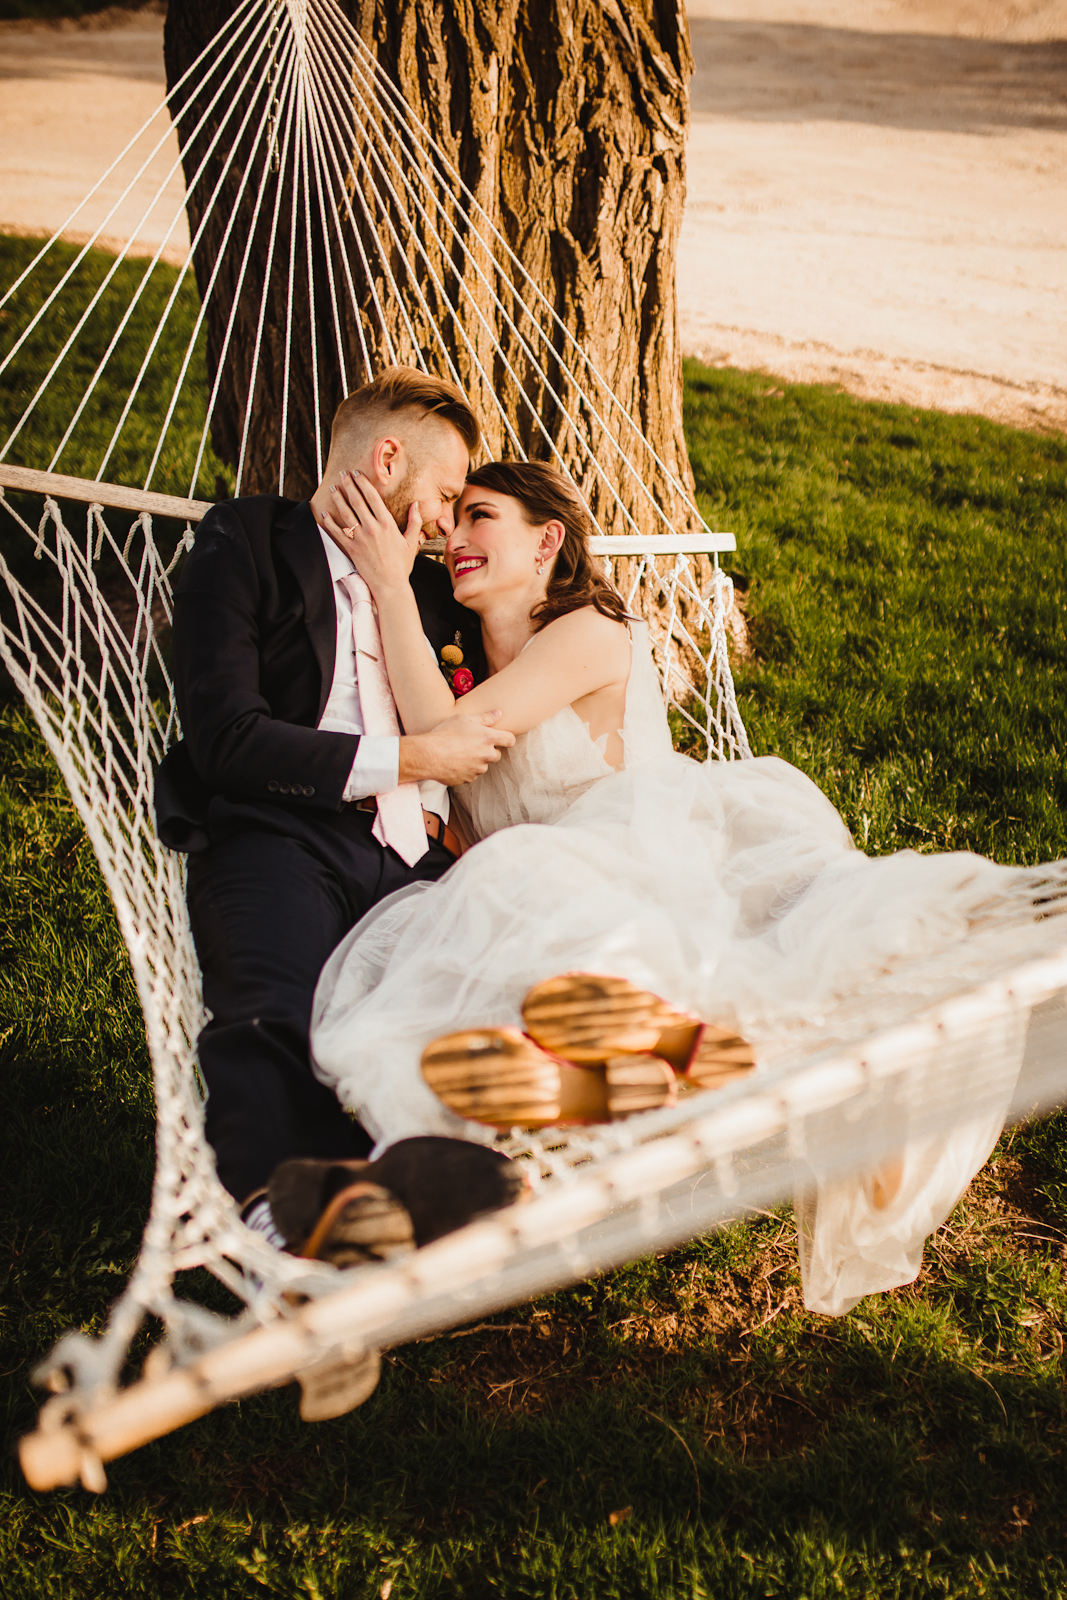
<box><xmin>5</xmin><ymin>1327</ymin><xmax>1067</xmax><ymax>1598</ymax></box>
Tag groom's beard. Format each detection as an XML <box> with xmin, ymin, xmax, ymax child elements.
<box><xmin>380</xmin><ymin>471</ymin><xmax>420</xmax><ymax>536</ymax></box>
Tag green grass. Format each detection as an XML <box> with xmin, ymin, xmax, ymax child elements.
<box><xmin>3</xmin><ymin>234</ymin><xmax>1067</xmax><ymax>1594</ymax></box>
<box><xmin>682</xmin><ymin>360</ymin><xmax>1067</xmax><ymax>867</ymax></box>
<box><xmin>0</xmin><ymin>232</ymin><xmax>229</xmax><ymax>500</ymax></box>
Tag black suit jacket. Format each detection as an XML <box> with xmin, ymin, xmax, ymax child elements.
<box><xmin>155</xmin><ymin>495</ymin><xmax>485</xmax><ymax>851</ymax></box>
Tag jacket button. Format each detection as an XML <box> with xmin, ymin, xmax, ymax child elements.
<box><xmin>304</xmin><ymin>785</ymin><xmax>315</xmax><ymax>797</ymax></box>
<box><xmin>279</xmin><ymin>782</ymin><xmax>291</xmax><ymax>794</ymax></box>
<box><xmin>267</xmin><ymin>780</ymin><xmax>279</xmax><ymax>793</ymax></box>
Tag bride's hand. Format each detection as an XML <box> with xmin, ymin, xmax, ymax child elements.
<box><xmin>320</xmin><ymin>469</ymin><xmax>422</xmax><ymax>595</ymax></box>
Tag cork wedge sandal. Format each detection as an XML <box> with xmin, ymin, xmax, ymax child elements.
<box><xmin>420</xmin><ymin>1026</ymin><xmax>676</xmax><ymax>1130</ymax></box>
<box><xmin>521</xmin><ymin>972</ymin><xmax>758</xmax><ymax>1094</ymax></box>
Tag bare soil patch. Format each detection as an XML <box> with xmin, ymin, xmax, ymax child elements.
<box><xmin>1</xmin><ymin>1</ymin><xmax>1064</xmax><ymax>428</ymax></box>
<box><xmin>682</xmin><ymin>0</ymin><xmax>1067</xmax><ymax>430</ymax></box>
<box><xmin>0</xmin><ymin>3</ymin><xmax>187</xmax><ymax>264</ymax></box>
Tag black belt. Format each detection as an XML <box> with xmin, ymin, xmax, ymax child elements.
<box><xmin>355</xmin><ymin>797</ymin><xmax>462</xmax><ymax>859</ymax></box>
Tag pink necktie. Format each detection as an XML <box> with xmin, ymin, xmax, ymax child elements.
<box><xmin>341</xmin><ymin>571</ymin><xmax>428</xmax><ymax>867</ymax></box>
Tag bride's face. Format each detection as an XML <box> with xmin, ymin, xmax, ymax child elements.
<box><xmin>446</xmin><ymin>486</ymin><xmax>559</xmax><ymax>609</ymax></box>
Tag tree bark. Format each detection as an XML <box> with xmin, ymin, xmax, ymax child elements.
<box><xmin>164</xmin><ymin>0</ymin><xmax>695</xmax><ymax>536</ymax></box>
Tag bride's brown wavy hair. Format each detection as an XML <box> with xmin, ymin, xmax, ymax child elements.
<box><xmin>463</xmin><ymin>460</ymin><xmax>630</xmax><ymax>632</ymax></box>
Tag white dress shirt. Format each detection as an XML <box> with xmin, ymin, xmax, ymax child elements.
<box><xmin>317</xmin><ymin>531</ymin><xmax>449</xmax><ymax>823</ymax></box>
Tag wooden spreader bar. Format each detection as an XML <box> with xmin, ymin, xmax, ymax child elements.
<box><xmin>0</xmin><ymin>466</ymin><xmax>734</xmax><ymax>554</ymax></box>
<box><xmin>0</xmin><ymin>465</ymin><xmax>213</xmax><ymax>524</ymax></box>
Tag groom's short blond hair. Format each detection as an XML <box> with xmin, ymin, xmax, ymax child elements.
<box><xmin>328</xmin><ymin>367</ymin><xmax>481</xmax><ymax>463</ymax></box>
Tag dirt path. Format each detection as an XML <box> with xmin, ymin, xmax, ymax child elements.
<box><xmin>0</xmin><ymin>4</ymin><xmax>187</xmax><ymax>265</ymax></box>
<box><xmin>683</xmin><ymin>0</ymin><xmax>1067</xmax><ymax>429</ymax></box>
<box><xmin>1</xmin><ymin>1</ymin><xmax>1064</xmax><ymax>429</ymax></box>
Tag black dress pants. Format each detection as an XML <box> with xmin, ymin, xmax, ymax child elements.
<box><xmin>186</xmin><ymin>797</ymin><xmax>454</xmax><ymax>1203</ymax></box>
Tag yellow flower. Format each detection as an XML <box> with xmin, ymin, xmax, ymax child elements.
<box><xmin>441</xmin><ymin>644</ymin><xmax>464</xmax><ymax>666</ymax></box>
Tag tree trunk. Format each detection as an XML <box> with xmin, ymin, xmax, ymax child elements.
<box><xmin>164</xmin><ymin>0</ymin><xmax>695</xmax><ymax>536</ymax></box>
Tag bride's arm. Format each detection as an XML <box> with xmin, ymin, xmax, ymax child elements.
<box><xmin>371</xmin><ymin>569</ymin><xmax>630</xmax><ymax>738</ymax></box>
<box><xmin>451</xmin><ymin>609</ymin><xmax>631</xmax><ymax>735</ymax></box>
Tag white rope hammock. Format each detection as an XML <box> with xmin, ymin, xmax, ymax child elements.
<box><xmin>2</xmin><ymin>0</ymin><xmax>1067</xmax><ymax>1493</ymax></box>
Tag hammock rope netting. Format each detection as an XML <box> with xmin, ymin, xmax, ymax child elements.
<box><xmin>2</xmin><ymin>0</ymin><xmax>1066</xmax><ymax>1493</ymax></box>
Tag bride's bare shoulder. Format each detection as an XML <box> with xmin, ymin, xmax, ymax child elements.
<box><xmin>534</xmin><ymin>606</ymin><xmax>630</xmax><ymax>659</ymax></box>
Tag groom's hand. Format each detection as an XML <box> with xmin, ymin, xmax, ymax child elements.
<box><xmin>399</xmin><ymin>712</ymin><xmax>515</xmax><ymax>787</ymax></box>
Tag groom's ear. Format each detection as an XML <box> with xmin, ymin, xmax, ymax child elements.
<box><xmin>370</xmin><ymin>435</ymin><xmax>404</xmax><ymax>484</ymax></box>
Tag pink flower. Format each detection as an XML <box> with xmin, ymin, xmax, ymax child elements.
<box><xmin>452</xmin><ymin>667</ymin><xmax>474</xmax><ymax>696</ymax></box>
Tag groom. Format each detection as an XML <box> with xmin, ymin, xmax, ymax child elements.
<box><xmin>156</xmin><ymin>367</ymin><xmax>525</xmax><ymax>1271</ymax></box>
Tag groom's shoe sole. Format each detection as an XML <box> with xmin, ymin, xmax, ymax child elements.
<box><xmin>269</xmin><ymin>1171</ymin><xmax>407</xmax><ymax>1423</ymax></box>
<box><xmin>286</xmin><ymin>1190</ymin><xmax>390</xmax><ymax>1421</ymax></box>
<box><xmin>301</xmin><ymin>1181</ymin><xmax>416</xmax><ymax>1269</ymax></box>
<box><xmin>522</xmin><ymin>972</ymin><xmax>758</xmax><ymax>1088</ymax></box>
<box><xmin>421</xmin><ymin>1027</ymin><xmax>676</xmax><ymax>1129</ymax></box>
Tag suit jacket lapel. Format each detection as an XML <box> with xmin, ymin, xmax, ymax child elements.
<box><xmin>275</xmin><ymin>500</ymin><xmax>337</xmax><ymax>724</ymax></box>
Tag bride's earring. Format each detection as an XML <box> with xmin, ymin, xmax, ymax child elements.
<box><xmin>536</xmin><ymin>556</ymin><xmax>546</xmax><ymax>576</ymax></box>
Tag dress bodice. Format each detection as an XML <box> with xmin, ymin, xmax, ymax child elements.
<box><xmin>450</xmin><ymin>619</ymin><xmax>673</xmax><ymax>842</ymax></box>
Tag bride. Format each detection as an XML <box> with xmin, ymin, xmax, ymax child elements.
<box><xmin>310</xmin><ymin>459</ymin><xmax>1028</xmax><ymax>1316</ymax></box>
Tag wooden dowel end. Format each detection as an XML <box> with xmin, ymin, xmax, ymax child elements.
<box><xmin>19</xmin><ymin>1423</ymin><xmax>85</xmax><ymax>1492</ymax></box>
<box><xmin>17</xmin><ymin>1312</ymin><xmax>348</xmax><ymax>1490</ymax></box>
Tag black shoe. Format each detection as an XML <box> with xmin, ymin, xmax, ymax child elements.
<box><xmin>268</xmin><ymin>1136</ymin><xmax>527</xmax><ymax>1264</ymax></box>
<box><xmin>268</xmin><ymin>1139</ymin><xmax>527</xmax><ymax>1423</ymax></box>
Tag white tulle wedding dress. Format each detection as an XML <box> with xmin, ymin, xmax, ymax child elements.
<box><xmin>311</xmin><ymin>623</ymin><xmax>1024</xmax><ymax>1315</ymax></box>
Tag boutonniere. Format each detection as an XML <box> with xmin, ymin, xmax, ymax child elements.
<box><xmin>440</xmin><ymin>632</ymin><xmax>474</xmax><ymax>696</ymax></box>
